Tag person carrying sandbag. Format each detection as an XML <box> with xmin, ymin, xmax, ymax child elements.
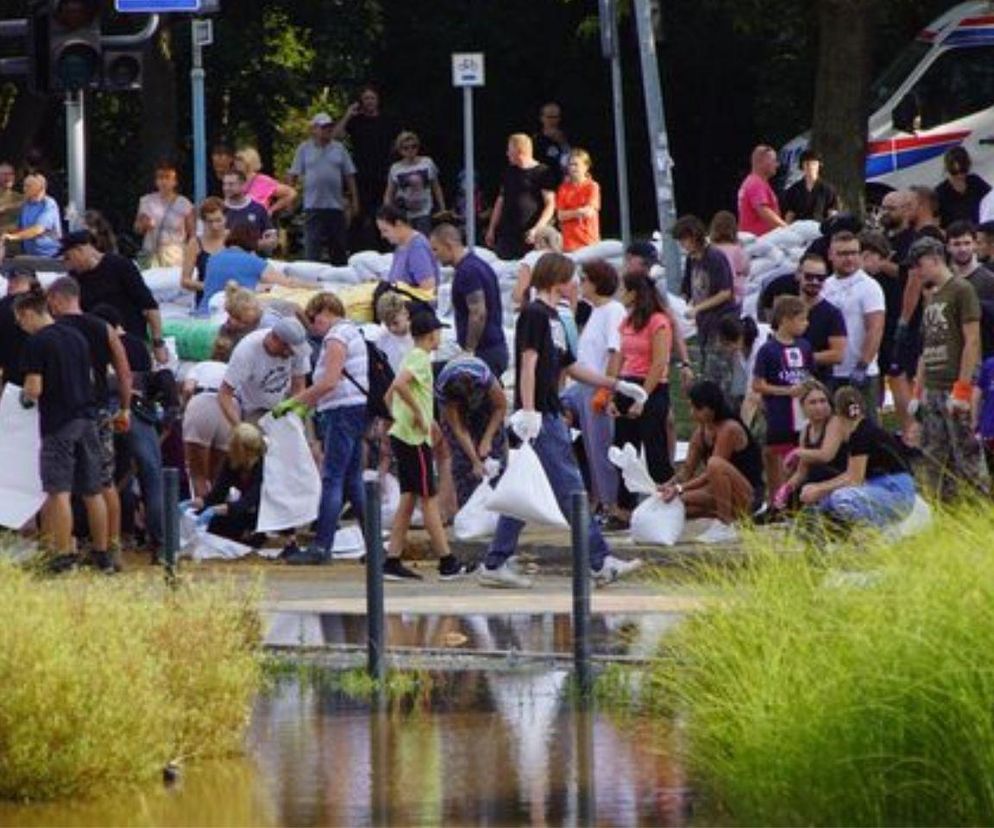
<box><xmin>478</xmin><ymin>252</ymin><xmax>645</xmax><ymax>589</ymax></box>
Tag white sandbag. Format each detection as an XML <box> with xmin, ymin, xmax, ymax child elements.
<box><xmin>348</xmin><ymin>250</ymin><xmax>392</xmax><ymax>279</ymax></box>
<box><xmin>256</xmin><ymin>412</ymin><xmax>321</xmax><ymax>532</ymax></box>
<box><xmin>790</xmin><ymin>219</ymin><xmax>822</xmax><ymax>242</ymax></box>
<box><xmin>142</xmin><ymin>266</ymin><xmax>183</xmax><ymax>297</ymax></box>
<box><xmin>0</xmin><ymin>384</ymin><xmax>44</xmax><ymax>529</ymax></box>
<box><xmin>487</xmin><ymin>442</ymin><xmax>567</xmax><ymax>527</ymax></box>
<box><xmin>380</xmin><ymin>472</ymin><xmax>422</xmax><ymax>527</ymax></box>
<box><xmin>453</xmin><ymin>479</ymin><xmax>499</xmax><ymax>540</ymax></box>
<box><xmin>608</xmin><ymin>443</ymin><xmax>657</xmax><ymax>496</ymax></box>
<box><xmin>179</xmin><ymin>508</ymin><xmax>254</xmax><ymax>561</ymax></box>
<box><xmin>887</xmin><ymin>494</ymin><xmax>932</xmax><ymax>540</ymax></box>
<box><xmin>737</xmin><ymin>231</ymin><xmax>757</xmax><ymax>246</ymax></box>
<box><xmin>663</xmin><ymin>292</ymin><xmax>696</xmax><ymax>342</ymax></box>
<box><xmin>472</xmin><ymin>246</ymin><xmax>498</xmax><ymax>263</ymax></box>
<box><xmin>761</xmin><ymin>226</ymin><xmax>803</xmax><ymax>249</ymax></box>
<box><xmin>745</xmin><ymin>237</ymin><xmax>773</xmax><ymax>258</ymax></box>
<box><xmin>630</xmin><ymin>495</ymin><xmax>685</xmax><ymax>546</ymax></box>
<box><xmin>570</xmin><ymin>239</ymin><xmax>624</xmax><ymax>263</ymax></box>
<box><xmin>437</xmin><ymin>283</ymin><xmax>452</xmax><ymax>317</ymax></box>
<box><xmin>749</xmin><ymin>256</ymin><xmax>779</xmax><ymax>279</ymax></box>
<box><xmin>317</xmin><ymin>266</ymin><xmax>364</xmax><ymax>284</ymax></box>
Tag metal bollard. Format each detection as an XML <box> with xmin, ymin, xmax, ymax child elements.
<box><xmin>162</xmin><ymin>467</ymin><xmax>180</xmax><ymax>587</ymax></box>
<box><xmin>571</xmin><ymin>491</ymin><xmax>592</xmax><ymax>697</ymax></box>
<box><xmin>363</xmin><ymin>475</ymin><xmax>385</xmax><ymax>682</ymax></box>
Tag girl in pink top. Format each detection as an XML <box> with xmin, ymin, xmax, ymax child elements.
<box><xmin>710</xmin><ymin>210</ymin><xmax>750</xmax><ymax>307</ymax></box>
<box><xmin>604</xmin><ymin>272</ymin><xmax>674</xmax><ymax>527</ymax></box>
<box><xmin>235</xmin><ymin>147</ymin><xmax>297</xmax><ymax>215</ymax></box>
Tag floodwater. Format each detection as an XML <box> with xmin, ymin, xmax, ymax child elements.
<box><xmin>0</xmin><ymin>661</ymin><xmax>690</xmax><ymax>827</ymax></box>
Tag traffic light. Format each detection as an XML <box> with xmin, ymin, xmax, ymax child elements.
<box><xmin>102</xmin><ymin>48</ymin><xmax>142</xmax><ymax>90</ymax></box>
<box><xmin>48</xmin><ymin>0</ymin><xmax>102</xmax><ymax>92</ymax></box>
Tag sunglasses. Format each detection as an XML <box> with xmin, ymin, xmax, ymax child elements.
<box><xmin>802</xmin><ymin>270</ymin><xmax>828</xmax><ymax>281</ymax></box>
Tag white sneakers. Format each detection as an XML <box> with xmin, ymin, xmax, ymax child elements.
<box><xmin>477</xmin><ymin>554</ymin><xmax>643</xmax><ymax>589</ymax></box>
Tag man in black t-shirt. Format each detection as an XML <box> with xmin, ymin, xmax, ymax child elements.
<box><xmin>15</xmin><ymin>289</ymin><xmax>111</xmax><ymax>573</ymax></box>
<box><xmin>795</xmin><ymin>252</ymin><xmax>847</xmax><ymax>384</ymax></box>
<box><xmin>484</xmin><ymin>134</ymin><xmax>556</xmax><ymax>260</ymax></box>
<box><xmin>478</xmin><ymin>252</ymin><xmax>644</xmax><ymax>589</ymax></box>
<box><xmin>222</xmin><ymin>170</ymin><xmax>274</xmax><ymax>252</ymax></box>
<box><xmin>532</xmin><ymin>102</ymin><xmax>570</xmax><ymax>187</ymax></box>
<box><xmin>59</xmin><ymin>230</ymin><xmax>167</xmax><ymax>363</ymax></box>
<box><xmin>0</xmin><ymin>265</ymin><xmax>38</xmax><ymax>388</ymax></box>
<box><xmin>48</xmin><ymin>276</ymin><xmax>133</xmax><ymax>563</ymax></box>
<box><xmin>782</xmin><ymin>150</ymin><xmax>838</xmax><ymax>223</ymax></box>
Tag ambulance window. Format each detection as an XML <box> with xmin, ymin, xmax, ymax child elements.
<box><xmin>907</xmin><ymin>45</ymin><xmax>994</xmax><ymax>129</ymax></box>
<box><xmin>870</xmin><ymin>39</ymin><xmax>929</xmax><ymax>111</ymax></box>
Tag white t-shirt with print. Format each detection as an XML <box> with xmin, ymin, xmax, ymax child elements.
<box><xmin>576</xmin><ymin>299</ymin><xmax>626</xmax><ymax>372</ymax></box>
<box><xmin>821</xmin><ymin>269</ymin><xmax>886</xmax><ymax>378</ymax></box>
<box><xmin>223</xmin><ymin>329</ymin><xmax>311</xmax><ymax>415</ymax></box>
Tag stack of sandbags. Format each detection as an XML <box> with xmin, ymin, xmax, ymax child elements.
<box><xmin>738</xmin><ymin>220</ymin><xmax>822</xmax><ymax>320</ymax></box>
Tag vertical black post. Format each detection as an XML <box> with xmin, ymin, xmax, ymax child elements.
<box><xmin>162</xmin><ymin>467</ymin><xmax>179</xmax><ymax>587</ymax></box>
<box><xmin>364</xmin><ymin>477</ymin><xmax>385</xmax><ymax>682</ymax></box>
<box><xmin>575</xmin><ymin>702</ymin><xmax>597</xmax><ymax>826</ymax></box>
<box><xmin>571</xmin><ymin>491</ymin><xmax>592</xmax><ymax>698</ymax></box>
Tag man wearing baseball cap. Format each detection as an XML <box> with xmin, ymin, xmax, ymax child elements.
<box><xmin>287</xmin><ymin>112</ymin><xmax>358</xmax><ymax>265</ymax></box>
<box><xmin>910</xmin><ymin>235</ymin><xmax>989</xmax><ymax>499</ymax></box>
<box><xmin>217</xmin><ymin>316</ymin><xmax>311</xmax><ymax>426</ymax></box>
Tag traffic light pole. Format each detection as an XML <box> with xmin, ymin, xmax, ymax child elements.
<box><xmin>65</xmin><ymin>90</ymin><xmax>86</xmax><ymax>224</ymax></box>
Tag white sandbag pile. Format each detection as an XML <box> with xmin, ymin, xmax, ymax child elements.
<box><xmin>739</xmin><ymin>220</ymin><xmax>821</xmax><ymax>320</ymax></box>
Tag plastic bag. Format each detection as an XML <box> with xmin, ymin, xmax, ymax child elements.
<box><xmin>608</xmin><ymin>444</ymin><xmax>657</xmax><ymax>496</ymax></box>
<box><xmin>453</xmin><ymin>479</ymin><xmax>499</xmax><ymax>540</ymax></box>
<box><xmin>487</xmin><ymin>442</ymin><xmax>567</xmax><ymax>527</ymax></box>
<box><xmin>630</xmin><ymin>495</ymin><xmax>685</xmax><ymax>546</ymax></box>
<box><xmin>257</xmin><ymin>412</ymin><xmax>321</xmax><ymax>532</ymax></box>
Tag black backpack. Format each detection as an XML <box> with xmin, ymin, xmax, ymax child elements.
<box><xmin>342</xmin><ymin>328</ymin><xmax>395</xmax><ymax>420</ymax></box>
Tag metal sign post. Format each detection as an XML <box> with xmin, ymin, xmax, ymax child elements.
<box><xmin>65</xmin><ymin>90</ymin><xmax>86</xmax><ymax>225</ymax></box>
<box><xmin>633</xmin><ymin>0</ymin><xmax>681</xmax><ymax>289</ymax></box>
<box><xmin>191</xmin><ymin>17</ymin><xmax>212</xmax><ymax>204</ymax></box>
<box><xmin>599</xmin><ymin>0</ymin><xmax>631</xmax><ymax>248</ymax></box>
<box><xmin>452</xmin><ymin>52</ymin><xmax>484</xmax><ymax>248</ymax></box>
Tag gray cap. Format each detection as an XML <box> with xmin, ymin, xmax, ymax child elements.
<box><xmin>271</xmin><ymin>317</ymin><xmax>307</xmax><ymax>347</ymax></box>
<box><xmin>905</xmin><ymin>235</ymin><xmax>947</xmax><ymax>266</ymax></box>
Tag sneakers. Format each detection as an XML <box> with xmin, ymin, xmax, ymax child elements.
<box><xmin>438</xmin><ymin>555</ymin><xmax>476</xmax><ymax>581</ymax></box>
<box><xmin>283</xmin><ymin>544</ymin><xmax>332</xmax><ymax>566</ymax></box>
<box><xmin>591</xmin><ymin>554</ymin><xmax>643</xmax><ymax>587</ymax></box>
<box><xmin>478</xmin><ymin>559</ymin><xmax>534</xmax><ymax>589</ymax></box>
<box><xmin>81</xmin><ymin>550</ymin><xmax>118</xmax><ymax>574</ymax></box>
<box><xmin>383</xmin><ymin>557</ymin><xmax>423</xmax><ymax>581</ymax></box>
<box><xmin>44</xmin><ymin>553</ymin><xmax>79</xmax><ymax>574</ymax></box>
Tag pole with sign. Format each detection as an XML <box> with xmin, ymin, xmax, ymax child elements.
<box><xmin>452</xmin><ymin>53</ymin><xmax>484</xmax><ymax>248</ymax></box>
<box><xmin>191</xmin><ymin>17</ymin><xmax>212</xmax><ymax>203</ymax></box>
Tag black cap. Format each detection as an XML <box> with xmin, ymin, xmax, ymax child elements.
<box><xmin>625</xmin><ymin>240</ymin><xmax>658</xmax><ymax>265</ymax></box>
<box><xmin>410</xmin><ymin>309</ymin><xmax>449</xmax><ymax>337</ymax></box>
<box><xmin>57</xmin><ymin>229</ymin><xmax>95</xmax><ymax>256</ymax></box>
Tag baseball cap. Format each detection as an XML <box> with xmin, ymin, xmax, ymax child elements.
<box><xmin>311</xmin><ymin>112</ymin><xmax>333</xmax><ymax>127</ymax></box>
<box><xmin>625</xmin><ymin>240</ymin><xmax>658</xmax><ymax>265</ymax></box>
<box><xmin>271</xmin><ymin>316</ymin><xmax>307</xmax><ymax>347</ymax></box>
<box><xmin>57</xmin><ymin>229</ymin><xmax>95</xmax><ymax>255</ymax></box>
<box><xmin>905</xmin><ymin>235</ymin><xmax>947</xmax><ymax>266</ymax></box>
<box><xmin>410</xmin><ymin>309</ymin><xmax>449</xmax><ymax>338</ymax></box>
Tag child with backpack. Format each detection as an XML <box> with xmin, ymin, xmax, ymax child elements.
<box><xmin>382</xmin><ymin>308</ymin><xmax>472</xmax><ymax>581</ymax></box>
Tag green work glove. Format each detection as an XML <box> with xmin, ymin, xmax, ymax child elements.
<box><xmin>272</xmin><ymin>398</ymin><xmax>311</xmax><ymax>419</ymax></box>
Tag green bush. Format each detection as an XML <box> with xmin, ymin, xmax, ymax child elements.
<box><xmin>0</xmin><ymin>564</ymin><xmax>261</xmax><ymax>801</ymax></box>
<box><xmin>650</xmin><ymin>505</ymin><xmax>994</xmax><ymax>826</ymax></box>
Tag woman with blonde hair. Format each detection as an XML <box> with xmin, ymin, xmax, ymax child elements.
<box><xmin>556</xmin><ymin>148</ymin><xmax>601</xmax><ymax>252</ymax></box>
<box><xmin>383</xmin><ymin>131</ymin><xmax>445</xmax><ymax>234</ymax></box>
<box><xmin>513</xmin><ymin>224</ymin><xmax>563</xmax><ymax>307</ymax></box>
<box><xmin>188</xmin><ymin>422</ymin><xmax>267</xmax><ymax>545</ymax></box>
<box><xmin>234</xmin><ymin>146</ymin><xmax>297</xmax><ymax>215</ymax></box>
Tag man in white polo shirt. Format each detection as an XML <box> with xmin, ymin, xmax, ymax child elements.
<box><xmin>822</xmin><ymin>230</ymin><xmax>886</xmax><ymax>421</ymax></box>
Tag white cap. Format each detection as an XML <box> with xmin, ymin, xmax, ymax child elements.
<box><xmin>311</xmin><ymin>112</ymin><xmax>333</xmax><ymax>126</ymax></box>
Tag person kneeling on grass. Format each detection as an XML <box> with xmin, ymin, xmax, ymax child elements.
<box><xmin>796</xmin><ymin>386</ymin><xmax>916</xmax><ymax>531</ymax></box>
<box><xmin>382</xmin><ymin>308</ymin><xmax>473</xmax><ymax>581</ymax></box>
<box><xmin>658</xmin><ymin>380</ymin><xmax>765</xmax><ymax>529</ymax></box>
<box><xmin>479</xmin><ymin>252</ymin><xmax>646</xmax><ymax>590</ymax></box>
<box><xmin>187</xmin><ymin>422</ymin><xmax>267</xmax><ymax>546</ymax></box>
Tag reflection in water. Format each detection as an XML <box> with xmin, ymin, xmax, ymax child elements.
<box><xmin>0</xmin><ymin>667</ymin><xmax>689</xmax><ymax>827</ymax></box>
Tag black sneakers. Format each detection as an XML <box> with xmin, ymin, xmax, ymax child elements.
<box><xmin>383</xmin><ymin>557</ymin><xmax>423</xmax><ymax>581</ymax></box>
<box><xmin>438</xmin><ymin>555</ymin><xmax>476</xmax><ymax>580</ymax></box>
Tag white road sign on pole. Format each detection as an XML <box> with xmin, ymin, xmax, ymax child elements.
<box><xmin>452</xmin><ymin>53</ymin><xmax>484</xmax><ymax>247</ymax></box>
<box><xmin>452</xmin><ymin>53</ymin><xmax>485</xmax><ymax>87</ymax></box>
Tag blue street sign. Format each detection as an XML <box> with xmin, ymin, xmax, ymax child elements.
<box><xmin>115</xmin><ymin>0</ymin><xmax>200</xmax><ymax>12</ymax></box>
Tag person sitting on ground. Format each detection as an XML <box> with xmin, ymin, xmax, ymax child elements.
<box><xmin>374</xmin><ymin>291</ymin><xmax>414</xmax><ymax>374</ymax></box>
<box><xmin>383</xmin><ymin>309</ymin><xmax>473</xmax><ymax>581</ymax></box>
<box><xmin>181</xmin><ymin>196</ymin><xmax>227</xmax><ymax>303</ymax></box>
<box><xmin>188</xmin><ymin>422</ymin><xmax>267</xmax><ymax>547</ymax></box>
<box><xmin>436</xmin><ymin>355</ymin><xmax>508</xmax><ymax>511</ymax></box>
<box><xmin>752</xmin><ymin>294</ymin><xmax>813</xmax><ymax>497</ymax></box>
<box><xmin>659</xmin><ymin>380</ymin><xmax>765</xmax><ymax>527</ymax></box>
<box><xmin>796</xmin><ymin>386</ymin><xmax>916</xmax><ymax>531</ymax></box>
<box><xmin>773</xmin><ymin>379</ymin><xmax>849</xmax><ymax>511</ymax></box>
<box><xmin>182</xmin><ymin>335</ymin><xmax>235</xmax><ymax>499</ymax></box>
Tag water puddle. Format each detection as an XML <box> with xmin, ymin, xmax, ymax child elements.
<box><xmin>0</xmin><ymin>666</ymin><xmax>689</xmax><ymax>827</ymax></box>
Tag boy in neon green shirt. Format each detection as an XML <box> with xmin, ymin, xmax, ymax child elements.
<box><xmin>384</xmin><ymin>309</ymin><xmax>471</xmax><ymax>581</ymax></box>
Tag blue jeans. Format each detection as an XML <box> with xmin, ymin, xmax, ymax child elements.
<box><xmin>818</xmin><ymin>472</ymin><xmax>915</xmax><ymax>525</ymax></box>
<box><xmin>128</xmin><ymin>415</ymin><xmax>165</xmax><ymax>545</ymax></box>
<box><xmin>314</xmin><ymin>404</ymin><xmax>367</xmax><ymax>552</ymax></box>
<box><xmin>485</xmin><ymin>414</ymin><xmax>610</xmax><ymax>570</ymax></box>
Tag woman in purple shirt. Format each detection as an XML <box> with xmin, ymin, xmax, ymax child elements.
<box><xmin>375</xmin><ymin>204</ymin><xmax>439</xmax><ymax>293</ymax></box>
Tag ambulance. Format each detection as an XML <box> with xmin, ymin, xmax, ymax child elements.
<box><xmin>780</xmin><ymin>2</ymin><xmax>994</xmax><ymax>201</ymax></box>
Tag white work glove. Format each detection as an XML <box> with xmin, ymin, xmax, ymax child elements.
<box><xmin>509</xmin><ymin>409</ymin><xmax>542</xmax><ymax>442</ymax></box>
<box><xmin>614</xmin><ymin>380</ymin><xmax>648</xmax><ymax>405</ymax></box>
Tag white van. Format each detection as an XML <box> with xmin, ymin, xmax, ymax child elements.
<box><xmin>780</xmin><ymin>1</ymin><xmax>994</xmax><ymax>200</ymax></box>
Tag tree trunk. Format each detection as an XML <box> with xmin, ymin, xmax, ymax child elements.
<box><xmin>139</xmin><ymin>23</ymin><xmax>178</xmax><ymax>178</ymax></box>
<box><xmin>811</xmin><ymin>0</ymin><xmax>873</xmax><ymax>218</ymax></box>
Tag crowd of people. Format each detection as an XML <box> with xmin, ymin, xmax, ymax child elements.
<box><xmin>0</xmin><ymin>87</ymin><xmax>991</xmax><ymax>581</ymax></box>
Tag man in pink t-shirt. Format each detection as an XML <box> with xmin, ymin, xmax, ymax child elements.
<box><xmin>737</xmin><ymin>145</ymin><xmax>788</xmax><ymax>237</ymax></box>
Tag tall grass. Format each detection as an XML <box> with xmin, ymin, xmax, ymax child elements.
<box><xmin>0</xmin><ymin>563</ymin><xmax>261</xmax><ymax>801</ymax></box>
<box><xmin>649</xmin><ymin>505</ymin><xmax>994</xmax><ymax>826</ymax></box>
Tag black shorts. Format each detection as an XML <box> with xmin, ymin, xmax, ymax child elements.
<box><xmin>40</xmin><ymin>418</ymin><xmax>103</xmax><ymax>496</ymax></box>
<box><xmin>390</xmin><ymin>436</ymin><xmax>437</xmax><ymax>497</ymax></box>
<box><xmin>886</xmin><ymin>328</ymin><xmax>921</xmax><ymax>379</ymax></box>
<box><xmin>765</xmin><ymin>431</ymin><xmax>799</xmax><ymax>451</ymax></box>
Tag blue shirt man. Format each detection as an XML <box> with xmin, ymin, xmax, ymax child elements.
<box><xmin>4</xmin><ymin>174</ymin><xmax>62</xmax><ymax>257</ymax></box>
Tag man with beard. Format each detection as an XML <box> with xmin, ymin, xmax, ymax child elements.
<box><xmin>794</xmin><ymin>251</ymin><xmax>846</xmax><ymax>384</ymax></box>
<box><xmin>946</xmin><ymin>220</ymin><xmax>994</xmax><ymax>359</ymax></box>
